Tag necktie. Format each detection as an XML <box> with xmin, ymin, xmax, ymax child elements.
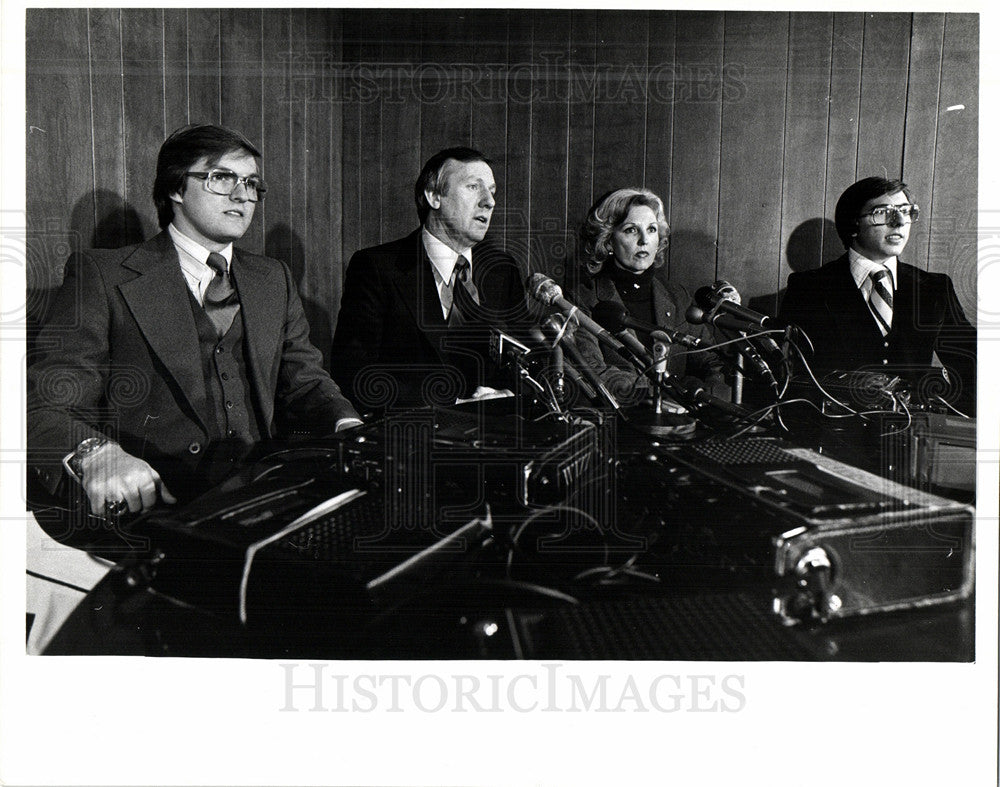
<box><xmin>868</xmin><ymin>267</ymin><xmax>893</xmax><ymax>336</ymax></box>
<box><xmin>448</xmin><ymin>255</ymin><xmax>482</xmax><ymax>326</ymax></box>
<box><xmin>204</xmin><ymin>252</ymin><xmax>240</xmax><ymax>336</ymax></box>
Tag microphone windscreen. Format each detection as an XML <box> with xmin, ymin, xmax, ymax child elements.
<box><xmin>685</xmin><ymin>303</ymin><xmax>707</xmax><ymax>324</ymax></box>
<box><xmin>694</xmin><ymin>285</ymin><xmax>717</xmax><ymax>311</ymax></box>
<box><xmin>591</xmin><ymin>300</ymin><xmax>629</xmax><ymax>333</ymax></box>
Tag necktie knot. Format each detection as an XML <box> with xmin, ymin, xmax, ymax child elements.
<box><xmin>454</xmin><ymin>255</ymin><xmax>471</xmax><ymax>284</ymax></box>
<box><xmin>204</xmin><ymin>252</ymin><xmax>239</xmax><ymax>335</ymax></box>
<box><xmin>206</xmin><ymin>252</ymin><xmax>228</xmax><ymax>276</ymax></box>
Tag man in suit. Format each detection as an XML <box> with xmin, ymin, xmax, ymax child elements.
<box><xmin>28</xmin><ymin>124</ymin><xmax>362</xmax><ymax>521</ymax></box>
<box><xmin>330</xmin><ymin>147</ymin><xmax>529</xmax><ymax>411</ymax></box>
<box><xmin>778</xmin><ymin>177</ymin><xmax>976</xmax><ymax>413</ymax></box>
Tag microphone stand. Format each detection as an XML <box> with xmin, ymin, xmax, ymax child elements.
<box><xmin>622</xmin><ymin>332</ymin><xmax>696</xmax><ymax>438</ymax></box>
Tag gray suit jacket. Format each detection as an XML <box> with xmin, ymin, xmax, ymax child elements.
<box><xmin>28</xmin><ymin>231</ymin><xmax>359</xmax><ymax>499</ymax></box>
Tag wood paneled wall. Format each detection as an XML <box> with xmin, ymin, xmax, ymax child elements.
<box><xmin>26</xmin><ymin>9</ymin><xmax>979</xmax><ymax>362</ymax></box>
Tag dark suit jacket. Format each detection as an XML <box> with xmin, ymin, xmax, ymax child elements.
<box><xmin>778</xmin><ymin>254</ymin><xmax>976</xmax><ymax>411</ymax></box>
<box><xmin>27</xmin><ymin>231</ymin><xmax>359</xmax><ymax>499</ymax></box>
<box><xmin>330</xmin><ymin>229</ymin><xmax>529</xmax><ymax>410</ymax></box>
<box><xmin>571</xmin><ymin>267</ymin><xmax>726</xmax><ymax>402</ymax></box>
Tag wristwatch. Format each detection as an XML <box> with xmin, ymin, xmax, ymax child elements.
<box><xmin>64</xmin><ymin>436</ymin><xmax>113</xmax><ymax>481</ymax></box>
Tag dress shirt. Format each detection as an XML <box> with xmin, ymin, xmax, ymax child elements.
<box><xmin>168</xmin><ymin>223</ymin><xmax>234</xmax><ymax>306</ymax></box>
<box><xmin>422</xmin><ymin>226</ymin><xmax>473</xmax><ymax>319</ymax></box>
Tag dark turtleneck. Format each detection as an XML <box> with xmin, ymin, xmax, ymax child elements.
<box><xmin>608</xmin><ymin>260</ymin><xmax>657</xmax><ymax>327</ymax></box>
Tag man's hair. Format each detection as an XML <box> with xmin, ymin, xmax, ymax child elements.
<box><xmin>414</xmin><ymin>147</ymin><xmax>492</xmax><ymax>224</ymax></box>
<box><xmin>580</xmin><ymin>187</ymin><xmax>670</xmax><ymax>276</ymax></box>
<box><xmin>834</xmin><ymin>176</ymin><xmax>913</xmax><ymax>249</ymax></box>
<box><xmin>153</xmin><ymin>124</ymin><xmax>262</xmax><ymax>229</ymax></box>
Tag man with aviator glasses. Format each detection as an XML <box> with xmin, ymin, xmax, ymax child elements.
<box><xmin>27</xmin><ymin>124</ymin><xmax>362</xmax><ymax>528</ymax></box>
<box><xmin>778</xmin><ymin>176</ymin><xmax>976</xmax><ymax>414</ymax></box>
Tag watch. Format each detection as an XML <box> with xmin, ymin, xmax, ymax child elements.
<box><xmin>65</xmin><ymin>436</ymin><xmax>112</xmax><ymax>480</ymax></box>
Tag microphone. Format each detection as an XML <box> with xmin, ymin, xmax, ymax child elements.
<box><xmin>686</xmin><ymin>303</ymin><xmax>770</xmax><ymax>335</ymax></box>
<box><xmin>534</xmin><ymin>323</ymin><xmax>565</xmax><ymax>400</ymax></box>
<box><xmin>592</xmin><ymin>300</ymin><xmax>704</xmax><ymax>349</ymax></box>
<box><xmin>540</xmin><ymin>314</ymin><xmax>619</xmax><ymax>410</ymax></box>
<box><xmin>588</xmin><ymin>301</ymin><xmax>653</xmax><ymax>365</ymax></box>
<box><xmin>528</xmin><ymin>274</ymin><xmax>630</xmax><ymax>357</ymax></box>
<box><xmin>695</xmin><ymin>280</ymin><xmax>778</xmax><ymax>329</ymax></box>
<box><xmin>686</xmin><ymin>304</ymin><xmax>778</xmax><ymax>388</ymax></box>
<box><xmin>671</xmin><ymin>376</ymin><xmax>749</xmax><ymax>419</ymax></box>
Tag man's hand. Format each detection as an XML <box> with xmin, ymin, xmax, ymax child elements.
<box><xmin>78</xmin><ymin>442</ymin><xmax>176</xmax><ymax>516</ymax></box>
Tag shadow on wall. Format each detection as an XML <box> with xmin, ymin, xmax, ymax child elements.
<box><xmin>266</xmin><ymin>223</ymin><xmax>333</xmax><ymax>369</ymax></box>
<box><xmin>27</xmin><ymin>189</ymin><xmax>148</xmax><ymax>356</ymax></box>
<box><xmin>748</xmin><ymin>217</ymin><xmax>839</xmax><ymax>318</ymax></box>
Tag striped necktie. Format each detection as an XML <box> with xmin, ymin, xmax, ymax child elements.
<box><xmin>868</xmin><ymin>267</ymin><xmax>893</xmax><ymax>336</ymax></box>
<box><xmin>204</xmin><ymin>252</ymin><xmax>240</xmax><ymax>336</ymax></box>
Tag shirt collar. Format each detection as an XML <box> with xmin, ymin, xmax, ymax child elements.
<box><xmin>168</xmin><ymin>223</ymin><xmax>233</xmax><ymax>272</ymax></box>
<box><xmin>422</xmin><ymin>226</ymin><xmax>472</xmax><ymax>283</ymax></box>
<box><xmin>848</xmin><ymin>247</ymin><xmax>897</xmax><ymax>290</ymax></box>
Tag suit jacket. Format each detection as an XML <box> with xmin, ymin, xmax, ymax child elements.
<box><xmin>28</xmin><ymin>231</ymin><xmax>359</xmax><ymax>500</ymax></box>
<box><xmin>330</xmin><ymin>229</ymin><xmax>530</xmax><ymax>410</ymax></box>
<box><xmin>778</xmin><ymin>254</ymin><xmax>976</xmax><ymax>411</ymax></box>
<box><xmin>571</xmin><ymin>266</ymin><xmax>726</xmax><ymax>402</ymax></box>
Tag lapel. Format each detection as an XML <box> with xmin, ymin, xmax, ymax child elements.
<box><xmin>651</xmin><ymin>274</ymin><xmax>679</xmax><ymax>325</ymax></box>
<box><xmin>891</xmin><ymin>262</ymin><xmax>916</xmax><ymax>338</ymax></box>
<box><xmin>230</xmin><ymin>249</ymin><xmax>281</xmax><ymax>420</ymax></box>
<box><xmin>824</xmin><ymin>255</ymin><xmax>883</xmax><ymax>344</ymax></box>
<box><xmin>118</xmin><ymin>233</ymin><xmax>211</xmax><ymax>431</ymax></box>
<box><xmin>389</xmin><ymin>230</ymin><xmax>448</xmax><ymax>357</ymax></box>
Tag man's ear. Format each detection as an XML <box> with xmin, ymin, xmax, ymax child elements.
<box><xmin>169</xmin><ymin>188</ymin><xmax>184</xmax><ymax>206</ymax></box>
<box><xmin>424</xmin><ymin>189</ymin><xmax>441</xmax><ymax>210</ymax></box>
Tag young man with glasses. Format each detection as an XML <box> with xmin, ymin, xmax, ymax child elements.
<box><xmin>778</xmin><ymin>176</ymin><xmax>976</xmax><ymax>413</ymax></box>
<box><xmin>28</xmin><ymin>124</ymin><xmax>361</xmax><ymax>524</ymax></box>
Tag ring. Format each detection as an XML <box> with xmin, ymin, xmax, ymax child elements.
<box><xmin>104</xmin><ymin>499</ymin><xmax>128</xmax><ymax>518</ymax></box>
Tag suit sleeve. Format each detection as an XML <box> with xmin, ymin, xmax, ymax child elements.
<box><xmin>273</xmin><ymin>260</ymin><xmax>360</xmax><ymax>431</ymax></box>
<box><xmin>27</xmin><ymin>252</ymin><xmax>114</xmax><ymax>495</ymax></box>
<box><xmin>329</xmin><ymin>249</ymin><xmax>386</xmax><ymax>407</ymax></box>
<box><xmin>933</xmin><ymin>274</ymin><xmax>977</xmax><ymax>413</ymax></box>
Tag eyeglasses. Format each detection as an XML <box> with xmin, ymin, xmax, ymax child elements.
<box><xmin>186</xmin><ymin>169</ymin><xmax>267</xmax><ymax>201</ymax></box>
<box><xmin>859</xmin><ymin>203</ymin><xmax>919</xmax><ymax>225</ymax></box>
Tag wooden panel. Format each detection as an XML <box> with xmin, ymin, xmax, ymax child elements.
<box><xmin>23</xmin><ymin>8</ymin><xmax>981</xmax><ymax>345</ymax></box>
<box><xmin>928</xmin><ymin>13</ymin><xmax>978</xmax><ymax>322</ymax></box>
<box><xmin>339</xmin><ymin>10</ymin><xmax>363</xmax><ymax>273</ymax></box>
<box><xmin>186</xmin><ymin>8</ymin><xmax>221</xmax><ymax>123</ymax></box>
<box><xmin>377</xmin><ymin>8</ymin><xmax>425</xmax><ymax>243</ymax></box>
<box><xmin>260</xmin><ymin>9</ymin><xmax>292</xmax><ymax>270</ymax></box>
<box><xmin>824</xmin><ymin>13</ymin><xmax>864</xmax><ymax>261</ymax></box>
<box><xmin>298</xmin><ymin>8</ymin><xmax>343</xmax><ymax>352</ymax></box>
<box><xmin>644</xmin><ymin>12</ymin><xmax>676</xmax><ymax>228</ymax></box>
<box><xmin>901</xmin><ymin>13</ymin><xmax>946</xmax><ymax>273</ymax></box>
<box><xmin>296</xmin><ymin>9</ymin><xmax>338</xmax><ymax>362</ymax></box>
<box><xmin>668</xmin><ymin>11</ymin><xmax>724</xmax><ymax>293</ymax></box>
<box><xmin>353</xmin><ymin>9</ymin><xmax>384</xmax><ymax>250</ymax></box>
<box><xmin>779</xmin><ymin>13</ymin><xmax>834</xmax><ymax>302</ymax></box>
<box><xmin>121</xmin><ymin>9</ymin><xmax>165</xmax><ymax>242</ymax></box>
<box><xmin>564</xmin><ymin>9</ymin><xmax>598</xmax><ymax>284</ymax></box>
<box><xmin>504</xmin><ymin>13</ymin><xmax>533</xmax><ymax>270</ymax></box>
<box><xmin>25</xmin><ymin>8</ymin><xmax>93</xmax><ymax>324</ymax></box>
<box><xmin>418</xmin><ymin>13</ymin><xmax>474</xmax><ymax>158</ymax></box>
<box><xmin>856</xmin><ymin>13</ymin><xmax>911</xmax><ymax>179</ymax></box>
<box><xmin>219</xmin><ymin>10</ymin><xmax>264</xmax><ymax>251</ymax></box>
<box><xmin>162</xmin><ymin>10</ymin><xmax>188</xmax><ymax>129</ymax></box>
<box><xmin>87</xmin><ymin>9</ymin><xmax>128</xmax><ymax>249</ymax></box>
<box><xmin>528</xmin><ymin>10</ymin><xmax>572</xmax><ymax>281</ymax></box>
<box><xmin>591</xmin><ymin>12</ymin><xmax>648</xmax><ymax>199</ymax></box>
<box><xmin>470</xmin><ymin>9</ymin><xmax>511</xmax><ymax>246</ymax></box>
